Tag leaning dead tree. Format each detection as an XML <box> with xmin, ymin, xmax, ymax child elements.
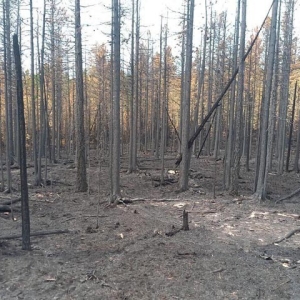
<box><xmin>175</xmin><ymin>0</ymin><xmax>275</xmax><ymax>167</ymax></box>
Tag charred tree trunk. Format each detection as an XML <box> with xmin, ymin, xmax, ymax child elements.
<box><xmin>13</xmin><ymin>34</ymin><xmax>31</xmax><ymax>251</ymax></box>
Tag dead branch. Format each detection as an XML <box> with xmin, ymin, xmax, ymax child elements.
<box><xmin>211</xmin><ymin>268</ymin><xmax>225</xmax><ymax>274</ymax></box>
<box><xmin>186</xmin><ymin>210</ymin><xmax>217</xmax><ymax>215</ymax></box>
<box><xmin>138</xmin><ymin>157</ymin><xmax>175</xmax><ymax>162</ymax></box>
<box><xmin>272</xmin><ymin>280</ymin><xmax>291</xmax><ymax>291</ymax></box>
<box><xmin>276</xmin><ymin>187</ymin><xmax>300</xmax><ymax>203</ymax></box>
<box><xmin>52</xmin><ymin>180</ymin><xmax>73</xmax><ymax>187</ymax></box>
<box><xmin>165</xmin><ymin>228</ymin><xmax>181</xmax><ymax>237</ymax></box>
<box><xmin>138</xmin><ymin>167</ymin><xmax>163</xmax><ymax>170</ymax></box>
<box><xmin>61</xmin><ymin>217</ymin><xmax>76</xmax><ymax>223</ymax></box>
<box><xmin>118</xmin><ymin>198</ymin><xmax>189</xmax><ymax>204</ymax></box>
<box><xmin>81</xmin><ymin>215</ymin><xmax>109</xmax><ymax>218</ymax></box>
<box><xmin>166</xmin><ymin>107</ymin><xmax>181</xmax><ymax>144</ymax></box>
<box><xmin>197</xmin><ymin>108</ymin><xmax>218</xmax><ymax>158</ymax></box>
<box><xmin>0</xmin><ymin>229</ymin><xmax>71</xmax><ymax>240</ymax></box>
<box><xmin>276</xmin><ymin>213</ymin><xmax>300</xmax><ymax>219</ymax></box>
<box><xmin>151</xmin><ymin>176</ymin><xmax>177</xmax><ymax>182</ymax></box>
<box><xmin>274</xmin><ymin>228</ymin><xmax>300</xmax><ymax>244</ymax></box>
<box><xmin>153</xmin><ymin>180</ymin><xmax>177</xmax><ymax>187</ymax></box>
<box><xmin>177</xmin><ymin>251</ymin><xmax>196</xmax><ymax>256</ymax></box>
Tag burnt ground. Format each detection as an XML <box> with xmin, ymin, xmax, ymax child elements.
<box><xmin>0</xmin><ymin>152</ymin><xmax>300</xmax><ymax>300</ymax></box>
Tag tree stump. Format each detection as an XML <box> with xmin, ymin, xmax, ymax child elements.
<box><xmin>182</xmin><ymin>210</ymin><xmax>189</xmax><ymax>231</ymax></box>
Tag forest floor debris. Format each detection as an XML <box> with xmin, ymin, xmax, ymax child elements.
<box><xmin>1</xmin><ymin>154</ymin><xmax>300</xmax><ymax>299</ymax></box>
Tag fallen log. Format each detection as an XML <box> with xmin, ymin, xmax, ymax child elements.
<box><xmin>0</xmin><ymin>198</ymin><xmax>21</xmax><ymax>206</ymax></box>
<box><xmin>0</xmin><ymin>205</ymin><xmax>13</xmax><ymax>212</ymax></box>
<box><xmin>118</xmin><ymin>198</ymin><xmax>189</xmax><ymax>204</ymax></box>
<box><xmin>165</xmin><ymin>227</ymin><xmax>181</xmax><ymax>237</ymax></box>
<box><xmin>0</xmin><ymin>229</ymin><xmax>71</xmax><ymax>240</ymax></box>
<box><xmin>274</xmin><ymin>228</ymin><xmax>300</xmax><ymax>244</ymax></box>
<box><xmin>275</xmin><ymin>187</ymin><xmax>300</xmax><ymax>203</ymax></box>
<box><xmin>51</xmin><ymin>180</ymin><xmax>73</xmax><ymax>187</ymax></box>
<box><xmin>186</xmin><ymin>210</ymin><xmax>217</xmax><ymax>215</ymax></box>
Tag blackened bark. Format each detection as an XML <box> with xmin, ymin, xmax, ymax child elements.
<box><xmin>13</xmin><ymin>34</ymin><xmax>31</xmax><ymax>250</ymax></box>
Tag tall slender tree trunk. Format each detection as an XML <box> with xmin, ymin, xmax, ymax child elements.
<box><xmin>294</xmin><ymin>106</ymin><xmax>300</xmax><ymax>172</ymax></box>
<box><xmin>51</xmin><ymin>0</ymin><xmax>56</xmax><ymax>163</ymax></box>
<box><xmin>37</xmin><ymin>0</ymin><xmax>46</xmax><ymax>186</ymax></box>
<box><xmin>179</xmin><ymin>4</ymin><xmax>186</xmax><ymax>154</ymax></box>
<box><xmin>267</xmin><ymin>2</ymin><xmax>281</xmax><ymax>171</ymax></box>
<box><xmin>111</xmin><ymin>0</ymin><xmax>121</xmax><ymax>202</ymax></box>
<box><xmin>286</xmin><ymin>81</ymin><xmax>297</xmax><ymax>172</ymax></box>
<box><xmin>13</xmin><ymin>34</ymin><xmax>30</xmax><ymax>250</ymax></box>
<box><xmin>160</xmin><ymin>23</ymin><xmax>168</xmax><ymax>184</ymax></box>
<box><xmin>5</xmin><ymin>0</ymin><xmax>14</xmax><ymax>166</ymax></box>
<box><xmin>224</xmin><ymin>0</ymin><xmax>240</xmax><ymax>189</ymax></box>
<box><xmin>30</xmin><ymin>0</ymin><xmax>38</xmax><ymax>184</ymax></box>
<box><xmin>277</xmin><ymin>0</ymin><xmax>293</xmax><ymax>174</ymax></box>
<box><xmin>193</xmin><ymin>0</ymin><xmax>207</xmax><ymax>156</ymax></box>
<box><xmin>179</xmin><ymin>0</ymin><xmax>194</xmax><ymax>191</ymax></box>
<box><xmin>156</xmin><ymin>17</ymin><xmax>163</xmax><ymax>159</ymax></box>
<box><xmin>230</xmin><ymin>0</ymin><xmax>247</xmax><ymax>194</ymax></box>
<box><xmin>133</xmin><ymin>0</ymin><xmax>140</xmax><ymax>166</ymax></box>
<box><xmin>128</xmin><ymin>0</ymin><xmax>135</xmax><ymax>172</ymax></box>
<box><xmin>3</xmin><ymin>0</ymin><xmax>11</xmax><ymax>192</ymax></box>
<box><xmin>255</xmin><ymin>0</ymin><xmax>278</xmax><ymax>200</ymax></box>
<box><xmin>144</xmin><ymin>34</ymin><xmax>150</xmax><ymax>152</ymax></box>
<box><xmin>75</xmin><ymin>0</ymin><xmax>88</xmax><ymax>192</ymax></box>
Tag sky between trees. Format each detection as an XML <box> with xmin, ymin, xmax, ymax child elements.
<box><xmin>20</xmin><ymin>0</ymin><xmax>300</xmax><ymax>71</ymax></box>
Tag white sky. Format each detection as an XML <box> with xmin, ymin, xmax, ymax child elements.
<box><xmin>78</xmin><ymin>0</ymin><xmax>297</xmax><ymax>56</ymax></box>
<box><xmin>22</xmin><ymin>0</ymin><xmax>300</xmax><ymax>67</ymax></box>
<box><xmin>80</xmin><ymin>0</ymin><xmax>274</xmax><ymax>41</ymax></box>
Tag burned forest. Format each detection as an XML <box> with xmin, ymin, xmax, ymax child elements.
<box><xmin>1</xmin><ymin>0</ymin><xmax>300</xmax><ymax>299</ymax></box>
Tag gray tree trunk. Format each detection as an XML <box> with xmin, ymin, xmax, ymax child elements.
<box><xmin>75</xmin><ymin>0</ymin><xmax>88</xmax><ymax>192</ymax></box>
<box><xmin>179</xmin><ymin>4</ymin><xmax>186</xmax><ymax>154</ymax></box>
<box><xmin>193</xmin><ymin>0</ymin><xmax>207</xmax><ymax>156</ymax></box>
<box><xmin>286</xmin><ymin>81</ymin><xmax>297</xmax><ymax>172</ymax></box>
<box><xmin>3</xmin><ymin>0</ymin><xmax>12</xmax><ymax>192</ymax></box>
<box><xmin>29</xmin><ymin>0</ymin><xmax>38</xmax><ymax>185</ymax></box>
<box><xmin>179</xmin><ymin>0</ymin><xmax>194</xmax><ymax>191</ymax></box>
<box><xmin>294</xmin><ymin>107</ymin><xmax>300</xmax><ymax>172</ymax></box>
<box><xmin>51</xmin><ymin>0</ymin><xmax>56</xmax><ymax>163</ymax></box>
<box><xmin>111</xmin><ymin>0</ymin><xmax>121</xmax><ymax>202</ymax></box>
<box><xmin>230</xmin><ymin>0</ymin><xmax>247</xmax><ymax>195</ymax></box>
<box><xmin>13</xmin><ymin>34</ymin><xmax>31</xmax><ymax>251</ymax></box>
<box><xmin>254</xmin><ymin>0</ymin><xmax>278</xmax><ymax>200</ymax></box>
<box><xmin>277</xmin><ymin>0</ymin><xmax>293</xmax><ymax>174</ymax></box>
<box><xmin>160</xmin><ymin>23</ymin><xmax>168</xmax><ymax>185</ymax></box>
<box><xmin>224</xmin><ymin>0</ymin><xmax>240</xmax><ymax>189</ymax></box>
<box><xmin>36</xmin><ymin>0</ymin><xmax>46</xmax><ymax>186</ymax></box>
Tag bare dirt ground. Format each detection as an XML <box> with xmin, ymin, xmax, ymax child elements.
<box><xmin>1</xmin><ymin>152</ymin><xmax>300</xmax><ymax>299</ymax></box>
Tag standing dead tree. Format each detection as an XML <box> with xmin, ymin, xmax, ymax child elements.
<box><xmin>75</xmin><ymin>0</ymin><xmax>88</xmax><ymax>192</ymax></box>
<box><xmin>13</xmin><ymin>34</ymin><xmax>31</xmax><ymax>251</ymax></box>
<box><xmin>110</xmin><ymin>0</ymin><xmax>121</xmax><ymax>202</ymax></box>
